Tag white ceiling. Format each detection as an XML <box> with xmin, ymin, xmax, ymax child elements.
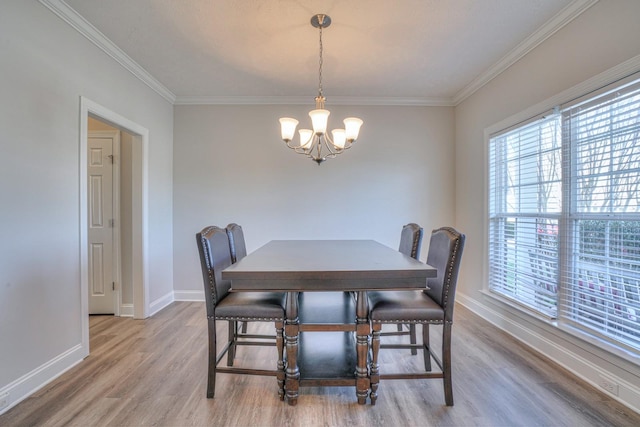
<box><xmin>52</xmin><ymin>0</ymin><xmax>595</xmax><ymax>105</ymax></box>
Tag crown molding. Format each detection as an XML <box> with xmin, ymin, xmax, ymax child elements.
<box><xmin>452</xmin><ymin>0</ymin><xmax>599</xmax><ymax>105</ymax></box>
<box><xmin>174</xmin><ymin>95</ymin><xmax>455</xmax><ymax>107</ymax></box>
<box><xmin>39</xmin><ymin>0</ymin><xmax>451</xmax><ymax>107</ymax></box>
<box><xmin>38</xmin><ymin>0</ymin><xmax>176</xmax><ymax>104</ymax></box>
<box><xmin>39</xmin><ymin>0</ymin><xmax>598</xmax><ymax>108</ymax></box>
<box><xmin>486</xmin><ymin>53</ymin><xmax>640</xmax><ymax>136</ymax></box>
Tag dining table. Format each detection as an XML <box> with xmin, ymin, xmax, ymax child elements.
<box><xmin>221</xmin><ymin>239</ymin><xmax>436</xmax><ymax>405</ymax></box>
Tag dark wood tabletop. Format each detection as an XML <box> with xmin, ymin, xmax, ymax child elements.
<box><xmin>221</xmin><ymin>239</ymin><xmax>436</xmax><ymax>291</ymax></box>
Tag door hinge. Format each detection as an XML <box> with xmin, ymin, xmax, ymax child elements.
<box><xmin>109</xmin><ymin>219</ymin><xmax>115</xmax><ymax>228</ymax></box>
<box><xmin>112</xmin><ymin>282</ymin><xmax>115</xmax><ymax>291</ymax></box>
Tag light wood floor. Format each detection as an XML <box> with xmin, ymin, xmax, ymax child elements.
<box><xmin>2</xmin><ymin>301</ymin><xmax>639</xmax><ymax>426</ymax></box>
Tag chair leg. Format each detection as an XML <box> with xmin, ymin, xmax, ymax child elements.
<box><xmin>409</xmin><ymin>324</ymin><xmax>417</xmax><ymax>355</ymax></box>
<box><xmin>275</xmin><ymin>320</ymin><xmax>285</xmax><ymax>401</ymax></box>
<box><xmin>227</xmin><ymin>321</ymin><xmax>236</xmax><ymax>366</ymax></box>
<box><xmin>207</xmin><ymin>318</ymin><xmax>217</xmax><ymax>398</ymax></box>
<box><xmin>241</xmin><ymin>321</ymin><xmax>248</xmax><ymax>333</ymax></box>
<box><xmin>394</xmin><ymin>323</ymin><xmax>417</xmax><ymax>355</ymax></box>
<box><xmin>423</xmin><ymin>323</ymin><xmax>432</xmax><ymax>371</ymax></box>
<box><xmin>443</xmin><ymin>322</ymin><xmax>453</xmax><ymax>406</ymax></box>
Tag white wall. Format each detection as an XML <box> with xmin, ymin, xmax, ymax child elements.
<box><xmin>0</xmin><ymin>0</ymin><xmax>173</xmax><ymax>411</ymax></box>
<box><xmin>173</xmin><ymin>104</ymin><xmax>455</xmax><ymax>298</ymax></box>
<box><xmin>455</xmin><ymin>0</ymin><xmax>640</xmax><ymax>412</ymax></box>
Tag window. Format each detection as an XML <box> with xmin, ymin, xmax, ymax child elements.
<box><xmin>489</xmin><ymin>115</ymin><xmax>562</xmax><ymax>317</ymax></box>
<box><xmin>489</xmin><ymin>77</ymin><xmax>640</xmax><ymax>352</ymax></box>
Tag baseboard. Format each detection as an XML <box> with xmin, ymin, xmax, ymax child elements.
<box><xmin>0</xmin><ymin>344</ymin><xmax>86</xmax><ymax>416</ymax></box>
<box><xmin>148</xmin><ymin>291</ymin><xmax>174</xmax><ymax>317</ymax></box>
<box><xmin>119</xmin><ymin>303</ymin><xmax>134</xmax><ymax>317</ymax></box>
<box><xmin>173</xmin><ymin>290</ymin><xmax>204</xmax><ymax>301</ymax></box>
<box><xmin>456</xmin><ymin>292</ymin><xmax>640</xmax><ymax>414</ymax></box>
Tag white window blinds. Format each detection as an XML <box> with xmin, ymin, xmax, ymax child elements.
<box><xmin>488</xmin><ymin>114</ymin><xmax>562</xmax><ymax>317</ymax></box>
<box><xmin>488</xmin><ymin>76</ymin><xmax>640</xmax><ymax>353</ymax></box>
<box><xmin>560</xmin><ymin>81</ymin><xmax>640</xmax><ymax>350</ymax></box>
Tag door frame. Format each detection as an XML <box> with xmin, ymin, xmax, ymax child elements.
<box><xmin>88</xmin><ymin>129</ymin><xmax>121</xmax><ymax>316</ymax></box>
<box><xmin>79</xmin><ymin>96</ymin><xmax>149</xmax><ymax>356</ymax></box>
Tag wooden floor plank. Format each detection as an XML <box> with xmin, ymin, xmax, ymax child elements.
<box><xmin>1</xmin><ymin>301</ymin><xmax>639</xmax><ymax>426</ymax></box>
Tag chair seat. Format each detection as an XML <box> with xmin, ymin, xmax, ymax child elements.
<box><xmin>368</xmin><ymin>290</ymin><xmax>444</xmax><ymax>323</ymax></box>
<box><xmin>215</xmin><ymin>292</ymin><xmax>286</xmax><ymax>320</ymax></box>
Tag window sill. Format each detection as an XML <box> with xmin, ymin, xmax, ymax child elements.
<box><xmin>479</xmin><ymin>288</ymin><xmax>640</xmax><ymax>369</ymax></box>
<box><xmin>480</xmin><ymin>288</ymin><xmax>557</xmax><ymax>324</ymax></box>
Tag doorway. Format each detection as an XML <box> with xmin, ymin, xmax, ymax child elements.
<box><xmin>79</xmin><ymin>97</ymin><xmax>150</xmax><ymax>357</ymax></box>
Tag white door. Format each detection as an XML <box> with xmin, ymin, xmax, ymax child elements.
<box><xmin>88</xmin><ymin>136</ymin><xmax>115</xmax><ymax>314</ymax></box>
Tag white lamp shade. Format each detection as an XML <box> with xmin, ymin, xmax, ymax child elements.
<box><xmin>309</xmin><ymin>109</ymin><xmax>330</xmax><ymax>135</ymax></box>
<box><xmin>344</xmin><ymin>117</ymin><xmax>363</xmax><ymax>141</ymax></box>
<box><xmin>299</xmin><ymin>129</ymin><xmax>314</xmax><ymax>150</ymax></box>
<box><xmin>331</xmin><ymin>129</ymin><xmax>346</xmax><ymax>149</ymax></box>
<box><xmin>279</xmin><ymin>117</ymin><xmax>299</xmax><ymax>141</ymax></box>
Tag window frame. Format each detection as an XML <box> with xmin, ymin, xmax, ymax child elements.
<box><xmin>484</xmin><ymin>69</ymin><xmax>640</xmax><ymax>364</ymax></box>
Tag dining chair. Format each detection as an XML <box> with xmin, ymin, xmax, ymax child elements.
<box><xmin>368</xmin><ymin>226</ymin><xmax>465</xmax><ymax>406</ymax></box>
<box><xmin>399</xmin><ymin>222</ymin><xmax>423</xmax><ymax>259</ymax></box>
<box><xmin>390</xmin><ymin>223</ymin><xmax>424</xmax><ymax>354</ymax></box>
<box><xmin>226</xmin><ymin>223</ymin><xmax>248</xmax><ymax>335</ymax></box>
<box><xmin>196</xmin><ymin>225</ymin><xmax>286</xmax><ymax>399</ymax></box>
<box><xmin>226</xmin><ymin>223</ymin><xmax>247</xmax><ymax>264</ymax></box>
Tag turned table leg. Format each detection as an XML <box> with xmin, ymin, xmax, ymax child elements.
<box><xmin>355</xmin><ymin>290</ymin><xmax>370</xmax><ymax>405</ymax></box>
<box><xmin>284</xmin><ymin>291</ymin><xmax>300</xmax><ymax>405</ymax></box>
<box><xmin>369</xmin><ymin>323</ymin><xmax>381</xmax><ymax>405</ymax></box>
<box><xmin>276</xmin><ymin>320</ymin><xmax>285</xmax><ymax>401</ymax></box>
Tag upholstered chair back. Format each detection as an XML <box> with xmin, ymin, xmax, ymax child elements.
<box><xmin>196</xmin><ymin>226</ymin><xmax>233</xmax><ymax>316</ymax></box>
<box><xmin>226</xmin><ymin>223</ymin><xmax>247</xmax><ymax>264</ymax></box>
<box><xmin>424</xmin><ymin>227</ymin><xmax>466</xmax><ymax>322</ymax></box>
<box><xmin>398</xmin><ymin>223</ymin><xmax>424</xmax><ymax>259</ymax></box>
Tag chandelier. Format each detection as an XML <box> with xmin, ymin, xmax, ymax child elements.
<box><xmin>279</xmin><ymin>14</ymin><xmax>363</xmax><ymax>165</ymax></box>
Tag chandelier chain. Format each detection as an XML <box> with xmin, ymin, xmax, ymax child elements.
<box><xmin>318</xmin><ymin>24</ymin><xmax>323</xmax><ymax>98</ymax></box>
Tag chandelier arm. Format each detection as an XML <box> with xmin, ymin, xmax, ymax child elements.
<box><xmin>325</xmin><ymin>132</ymin><xmax>351</xmax><ymax>155</ymax></box>
<box><xmin>284</xmin><ymin>139</ymin><xmax>304</xmax><ymax>151</ymax></box>
<box><xmin>320</xmin><ymin>138</ymin><xmax>338</xmax><ymax>160</ymax></box>
<box><xmin>286</xmin><ymin>141</ymin><xmax>312</xmax><ymax>156</ymax></box>
<box><xmin>323</xmin><ymin>133</ymin><xmax>338</xmax><ymax>155</ymax></box>
<box><xmin>321</xmin><ymin>135</ymin><xmax>344</xmax><ymax>159</ymax></box>
<box><xmin>298</xmin><ymin>135</ymin><xmax>318</xmax><ymax>156</ymax></box>
<box><xmin>296</xmin><ymin>143</ymin><xmax>313</xmax><ymax>155</ymax></box>
<box><xmin>284</xmin><ymin>133</ymin><xmax>314</xmax><ymax>155</ymax></box>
